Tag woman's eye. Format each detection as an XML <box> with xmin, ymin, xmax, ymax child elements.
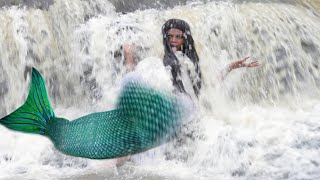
<box><xmin>176</xmin><ymin>35</ymin><xmax>183</xmax><ymax>39</ymax></box>
<box><xmin>167</xmin><ymin>34</ymin><xmax>184</xmax><ymax>39</ymax></box>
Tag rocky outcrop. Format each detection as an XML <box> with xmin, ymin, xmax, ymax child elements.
<box><xmin>0</xmin><ymin>0</ymin><xmax>53</xmax><ymax>10</ymax></box>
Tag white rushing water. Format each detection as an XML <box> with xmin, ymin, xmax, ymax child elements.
<box><xmin>1</xmin><ymin>0</ymin><xmax>320</xmax><ymax>179</ymax></box>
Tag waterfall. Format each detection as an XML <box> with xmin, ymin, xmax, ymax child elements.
<box><xmin>1</xmin><ymin>0</ymin><xmax>320</xmax><ymax>179</ymax></box>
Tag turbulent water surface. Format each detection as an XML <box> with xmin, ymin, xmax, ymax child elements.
<box><xmin>0</xmin><ymin>0</ymin><xmax>320</xmax><ymax>179</ymax></box>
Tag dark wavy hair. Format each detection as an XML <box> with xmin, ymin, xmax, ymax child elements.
<box><xmin>162</xmin><ymin>19</ymin><xmax>202</xmax><ymax>97</ymax></box>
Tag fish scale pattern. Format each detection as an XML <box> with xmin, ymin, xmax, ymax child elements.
<box><xmin>46</xmin><ymin>82</ymin><xmax>184</xmax><ymax>159</ymax></box>
<box><xmin>117</xmin><ymin>82</ymin><xmax>184</xmax><ymax>148</ymax></box>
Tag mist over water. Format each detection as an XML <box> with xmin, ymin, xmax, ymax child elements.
<box><xmin>0</xmin><ymin>0</ymin><xmax>320</xmax><ymax>179</ymax></box>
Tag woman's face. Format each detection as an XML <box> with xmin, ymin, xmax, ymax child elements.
<box><xmin>167</xmin><ymin>28</ymin><xmax>185</xmax><ymax>52</ymax></box>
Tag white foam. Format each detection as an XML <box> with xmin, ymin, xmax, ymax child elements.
<box><xmin>1</xmin><ymin>1</ymin><xmax>320</xmax><ymax>179</ymax></box>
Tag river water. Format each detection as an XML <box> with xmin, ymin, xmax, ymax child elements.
<box><xmin>0</xmin><ymin>0</ymin><xmax>320</xmax><ymax>179</ymax></box>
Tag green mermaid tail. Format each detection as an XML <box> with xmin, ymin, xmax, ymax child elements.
<box><xmin>0</xmin><ymin>68</ymin><xmax>184</xmax><ymax>159</ymax></box>
<box><xmin>0</xmin><ymin>68</ymin><xmax>55</xmax><ymax>134</ymax></box>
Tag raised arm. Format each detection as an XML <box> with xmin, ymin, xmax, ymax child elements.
<box><xmin>124</xmin><ymin>44</ymin><xmax>136</xmax><ymax>71</ymax></box>
<box><xmin>220</xmin><ymin>57</ymin><xmax>259</xmax><ymax>81</ymax></box>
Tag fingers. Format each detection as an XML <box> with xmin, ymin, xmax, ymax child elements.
<box><xmin>240</xmin><ymin>57</ymin><xmax>260</xmax><ymax>68</ymax></box>
<box><xmin>247</xmin><ymin>61</ymin><xmax>260</xmax><ymax>67</ymax></box>
<box><xmin>234</xmin><ymin>57</ymin><xmax>260</xmax><ymax>69</ymax></box>
<box><xmin>243</xmin><ymin>56</ymin><xmax>250</xmax><ymax>61</ymax></box>
<box><xmin>240</xmin><ymin>56</ymin><xmax>249</xmax><ymax>63</ymax></box>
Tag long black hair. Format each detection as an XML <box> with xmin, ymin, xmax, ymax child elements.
<box><xmin>162</xmin><ymin>19</ymin><xmax>202</xmax><ymax>97</ymax></box>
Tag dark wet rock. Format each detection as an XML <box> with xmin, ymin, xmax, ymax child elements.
<box><xmin>0</xmin><ymin>0</ymin><xmax>53</xmax><ymax>10</ymax></box>
<box><xmin>108</xmin><ymin>0</ymin><xmax>189</xmax><ymax>13</ymax></box>
<box><xmin>0</xmin><ymin>0</ymin><xmax>300</xmax><ymax>13</ymax></box>
<box><xmin>110</xmin><ymin>0</ymin><xmax>297</xmax><ymax>13</ymax></box>
<box><xmin>0</xmin><ymin>0</ymin><xmax>189</xmax><ymax>12</ymax></box>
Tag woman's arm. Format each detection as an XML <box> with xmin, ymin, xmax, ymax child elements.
<box><xmin>220</xmin><ymin>57</ymin><xmax>259</xmax><ymax>81</ymax></box>
<box><xmin>124</xmin><ymin>44</ymin><xmax>135</xmax><ymax>71</ymax></box>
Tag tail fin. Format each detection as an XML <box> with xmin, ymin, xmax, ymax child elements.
<box><xmin>0</xmin><ymin>68</ymin><xmax>55</xmax><ymax>135</ymax></box>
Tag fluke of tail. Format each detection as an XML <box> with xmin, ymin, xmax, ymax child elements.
<box><xmin>0</xmin><ymin>68</ymin><xmax>55</xmax><ymax>135</ymax></box>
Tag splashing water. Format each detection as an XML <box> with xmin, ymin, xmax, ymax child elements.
<box><xmin>1</xmin><ymin>0</ymin><xmax>320</xmax><ymax>179</ymax></box>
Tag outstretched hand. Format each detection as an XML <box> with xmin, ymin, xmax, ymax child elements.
<box><xmin>229</xmin><ymin>57</ymin><xmax>259</xmax><ymax>70</ymax></box>
<box><xmin>220</xmin><ymin>56</ymin><xmax>259</xmax><ymax>81</ymax></box>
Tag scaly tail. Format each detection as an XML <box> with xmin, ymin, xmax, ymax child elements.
<box><xmin>0</xmin><ymin>68</ymin><xmax>55</xmax><ymax>135</ymax></box>
<box><xmin>45</xmin><ymin>80</ymin><xmax>185</xmax><ymax>159</ymax></box>
<box><xmin>0</xmin><ymin>68</ymin><xmax>185</xmax><ymax>159</ymax></box>
<box><xmin>117</xmin><ymin>80</ymin><xmax>185</xmax><ymax>149</ymax></box>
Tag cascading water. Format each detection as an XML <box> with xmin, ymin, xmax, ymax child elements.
<box><xmin>0</xmin><ymin>0</ymin><xmax>320</xmax><ymax>179</ymax></box>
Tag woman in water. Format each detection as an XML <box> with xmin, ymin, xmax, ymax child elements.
<box><xmin>125</xmin><ymin>18</ymin><xmax>259</xmax><ymax>99</ymax></box>
<box><xmin>121</xmin><ymin>18</ymin><xmax>259</xmax><ymax>162</ymax></box>
<box><xmin>162</xmin><ymin>19</ymin><xmax>259</xmax><ymax>97</ymax></box>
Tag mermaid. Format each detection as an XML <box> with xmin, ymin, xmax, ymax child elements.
<box><xmin>0</xmin><ymin>68</ymin><xmax>185</xmax><ymax>159</ymax></box>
